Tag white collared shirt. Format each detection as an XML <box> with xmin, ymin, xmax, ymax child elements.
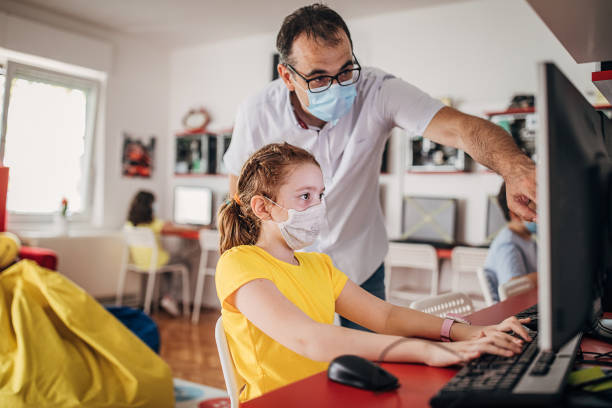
<box><xmin>224</xmin><ymin>67</ymin><xmax>443</xmax><ymax>285</ymax></box>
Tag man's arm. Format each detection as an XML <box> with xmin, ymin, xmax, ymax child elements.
<box><xmin>423</xmin><ymin>107</ymin><xmax>537</xmax><ymax>221</ymax></box>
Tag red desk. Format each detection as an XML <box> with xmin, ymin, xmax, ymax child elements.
<box><xmin>161</xmin><ymin>226</ymin><xmax>210</xmax><ymax>240</ymax></box>
<box><xmin>242</xmin><ymin>289</ymin><xmax>611</xmax><ymax>408</ymax></box>
<box><xmin>435</xmin><ymin>248</ymin><xmax>453</xmax><ymax>260</ymax></box>
<box><xmin>163</xmin><ymin>229</ymin><xmax>200</xmax><ymax>240</ymax></box>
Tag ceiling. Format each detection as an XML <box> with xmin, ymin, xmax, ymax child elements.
<box><xmin>7</xmin><ymin>0</ymin><xmax>471</xmax><ymax>48</ymax></box>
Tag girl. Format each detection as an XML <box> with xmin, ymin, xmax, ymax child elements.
<box><xmin>215</xmin><ymin>143</ymin><xmax>530</xmax><ymax>402</ymax></box>
<box><xmin>126</xmin><ymin>190</ymin><xmax>194</xmax><ymax>316</ymax></box>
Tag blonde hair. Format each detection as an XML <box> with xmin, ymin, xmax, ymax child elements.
<box><xmin>217</xmin><ymin>143</ymin><xmax>320</xmax><ymax>254</ymax></box>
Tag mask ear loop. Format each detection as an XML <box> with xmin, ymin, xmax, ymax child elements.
<box><xmin>263</xmin><ymin>196</ymin><xmax>286</xmax><ymax>210</ymax></box>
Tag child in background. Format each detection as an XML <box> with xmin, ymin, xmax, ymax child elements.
<box><xmin>126</xmin><ymin>190</ymin><xmax>194</xmax><ymax>316</ymax></box>
<box><xmin>215</xmin><ymin>143</ymin><xmax>531</xmax><ymax>402</ymax></box>
<box><xmin>483</xmin><ymin>182</ymin><xmax>538</xmax><ymax>302</ymax></box>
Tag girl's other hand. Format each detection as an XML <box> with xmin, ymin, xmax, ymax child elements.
<box><xmin>483</xmin><ymin>316</ymin><xmax>532</xmax><ymax>342</ymax></box>
<box><xmin>424</xmin><ymin>332</ymin><xmax>524</xmax><ymax>367</ymax></box>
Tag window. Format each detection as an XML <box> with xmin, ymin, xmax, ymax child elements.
<box><xmin>0</xmin><ymin>62</ymin><xmax>99</xmax><ymax>222</ymax></box>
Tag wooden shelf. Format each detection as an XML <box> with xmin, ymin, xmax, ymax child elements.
<box><xmin>485</xmin><ymin>104</ymin><xmax>611</xmax><ymax>117</ymax></box>
<box><xmin>406</xmin><ymin>170</ymin><xmax>467</xmax><ymax>175</ymax></box>
<box><xmin>174</xmin><ymin>173</ymin><xmax>228</xmax><ymax>177</ymax></box>
<box><xmin>485</xmin><ymin>107</ymin><xmax>535</xmax><ymax>117</ymax></box>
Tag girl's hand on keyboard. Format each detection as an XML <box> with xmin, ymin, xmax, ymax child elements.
<box><xmin>483</xmin><ymin>316</ymin><xmax>533</xmax><ymax>342</ymax></box>
<box><xmin>425</xmin><ymin>335</ymin><xmax>521</xmax><ymax>367</ymax></box>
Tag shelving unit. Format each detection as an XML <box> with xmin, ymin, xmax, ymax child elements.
<box><xmin>170</xmin><ymin>129</ymin><xmax>233</xmax><ymax>227</ymax></box>
<box><xmin>381</xmin><ymin>128</ymin><xmax>503</xmax><ymax>244</ymax></box>
<box><xmin>405</xmin><ymin>134</ymin><xmax>467</xmax><ymax>172</ymax></box>
<box><xmin>174</xmin><ymin>131</ymin><xmax>232</xmax><ymax>176</ymax></box>
<box><xmin>486</xmin><ymin>107</ymin><xmax>537</xmax><ymax>162</ymax></box>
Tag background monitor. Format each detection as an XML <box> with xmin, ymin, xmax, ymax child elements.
<box><xmin>485</xmin><ymin>194</ymin><xmax>507</xmax><ymax>244</ymax></box>
<box><xmin>400</xmin><ymin>196</ymin><xmax>457</xmax><ymax>245</ymax></box>
<box><xmin>173</xmin><ymin>186</ymin><xmax>212</xmax><ymax>226</ymax></box>
<box><xmin>537</xmin><ymin>62</ymin><xmax>611</xmax><ymax>351</ymax></box>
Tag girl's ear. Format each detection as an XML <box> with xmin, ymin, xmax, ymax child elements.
<box><xmin>251</xmin><ymin>195</ymin><xmax>273</xmax><ymax>220</ymax></box>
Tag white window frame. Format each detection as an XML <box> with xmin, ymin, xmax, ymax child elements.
<box><xmin>0</xmin><ymin>61</ymin><xmax>100</xmax><ymax>224</ymax></box>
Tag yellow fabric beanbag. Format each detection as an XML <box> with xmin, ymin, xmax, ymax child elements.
<box><xmin>0</xmin><ymin>232</ymin><xmax>20</xmax><ymax>269</ymax></box>
<box><xmin>0</xmin><ymin>260</ymin><xmax>174</xmax><ymax>407</ymax></box>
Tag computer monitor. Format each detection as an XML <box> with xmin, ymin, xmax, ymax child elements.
<box><xmin>537</xmin><ymin>62</ymin><xmax>611</xmax><ymax>352</ymax></box>
<box><xmin>597</xmin><ymin>109</ymin><xmax>612</xmax><ymax>313</ymax></box>
<box><xmin>173</xmin><ymin>186</ymin><xmax>213</xmax><ymax>226</ymax></box>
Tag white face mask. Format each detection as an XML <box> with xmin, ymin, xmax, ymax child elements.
<box><xmin>265</xmin><ymin>197</ymin><xmax>326</xmax><ymax>250</ymax></box>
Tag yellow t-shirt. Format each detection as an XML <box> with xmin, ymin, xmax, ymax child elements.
<box><xmin>215</xmin><ymin>245</ymin><xmax>349</xmax><ymax>402</ymax></box>
<box><xmin>126</xmin><ymin>219</ymin><xmax>170</xmax><ymax>269</ymax></box>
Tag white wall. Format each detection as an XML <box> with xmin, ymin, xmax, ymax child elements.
<box><xmin>103</xmin><ymin>35</ymin><xmax>170</xmax><ymax>228</ymax></box>
<box><xmin>0</xmin><ymin>7</ymin><xmax>171</xmax><ymax>231</ymax></box>
<box><xmin>0</xmin><ymin>6</ymin><xmax>171</xmax><ymax>302</ymax></box>
<box><xmin>168</xmin><ymin>0</ymin><xmax>599</xmax><ymax>246</ymax></box>
<box><xmin>348</xmin><ymin>0</ymin><xmax>598</xmax><ymax>115</ymax></box>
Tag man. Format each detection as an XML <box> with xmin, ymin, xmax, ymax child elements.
<box><xmin>224</xmin><ymin>4</ymin><xmax>536</xmax><ymax>330</ymax></box>
<box><xmin>483</xmin><ymin>183</ymin><xmax>537</xmax><ymax>303</ymax></box>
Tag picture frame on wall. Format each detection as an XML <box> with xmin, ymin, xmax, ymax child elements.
<box><xmin>121</xmin><ymin>133</ymin><xmax>155</xmax><ymax>178</ymax></box>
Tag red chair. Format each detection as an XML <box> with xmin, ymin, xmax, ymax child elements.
<box><xmin>0</xmin><ymin>167</ymin><xmax>58</xmax><ymax>270</ymax></box>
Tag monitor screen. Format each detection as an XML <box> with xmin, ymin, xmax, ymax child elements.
<box><xmin>173</xmin><ymin>186</ymin><xmax>212</xmax><ymax>226</ymax></box>
<box><xmin>401</xmin><ymin>196</ymin><xmax>457</xmax><ymax>245</ymax></box>
<box><xmin>537</xmin><ymin>62</ymin><xmax>610</xmax><ymax>351</ymax></box>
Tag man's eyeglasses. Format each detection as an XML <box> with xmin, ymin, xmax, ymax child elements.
<box><xmin>286</xmin><ymin>54</ymin><xmax>361</xmax><ymax>93</ymax></box>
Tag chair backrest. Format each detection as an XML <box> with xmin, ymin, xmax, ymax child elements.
<box><xmin>498</xmin><ymin>275</ymin><xmax>535</xmax><ymax>301</ymax></box>
<box><xmin>451</xmin><ymin>246</ymin><xmax>488</xmax><ymax>274</ymax></box>
<box><xmin>451</xmin><ymin>246</ymin><xmax>488</xmax><ymax>292</ymax></box>
<box><xmin>199</xmin><ymin>228</ymin><xmax>220</xmax><ymax>251</ymax></box>
<box><xmin>386</xmin><ymin>242</ymin><xmax>438</xmax><ymax>271</ymax></box>
<box><xmin>409</xmin><ymin>292</ymin><xmax>474</xmax><ymax>317</ymax></box>
<box><xmin>215</xmin><ymin>316</ymin><xmax>241</xmax><ymax>408</ymax></box>
<box><xmin>123</xmin><ymin>225</ymin><xmax>158</xmax><ymax>272</ymax></box>
<box><xmin>476</xmin><ymin>267</ymin><xmax>495</xmax><ymax>307</ymax></box>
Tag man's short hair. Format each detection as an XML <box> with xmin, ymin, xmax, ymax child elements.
<box><xmin>497</xmin><ymin>182</ymin><xmax>511</xmax><ymax>222</ymax></box>
<box><xmin>276</xmin><ymin>3</ymin><xmax>353</xmax><ymax>65</ymax></box>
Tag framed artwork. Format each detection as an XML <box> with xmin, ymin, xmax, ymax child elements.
<box><xmin>122</xmin><ymin>133</ymin><xmax>155</xmax><ymax>178</ymax></box>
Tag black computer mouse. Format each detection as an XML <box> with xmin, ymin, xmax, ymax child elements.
<box><xmin>327</xmin><ymin>355</ymin><xmax>399</xmax><ymax>392</ymax></box>
<box><xmin>591</xmin><ymin>318</ymin><xmax>612</xmax><ymax>343</ymax></box>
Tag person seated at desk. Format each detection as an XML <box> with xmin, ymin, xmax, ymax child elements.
<box><xmin>215</xmin><ymin>143</ymin><xmax>531</xmax><ymax>402</ymax></box>
<box><xmin>126</xmin><ymin>190</ymin><xmax>194</xmax><ymax>316</ymax></box>
<box><xmin>483</xmin><ymin>182</ymin><xmax>538</xmax><ymax>303</ymax></box>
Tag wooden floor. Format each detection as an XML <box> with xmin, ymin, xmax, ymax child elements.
<box><xmin>152</xmin><ymin>308</ymin><xmax>226</xmax><ymax>390</ymax></box>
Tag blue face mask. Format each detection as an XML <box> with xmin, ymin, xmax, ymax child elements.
<box><xmin>524</xmin><ymin>222</ymin><xmax>537</xmax><ymax>235</ymax></box>
<box><xmin>302</xmin><ymin>83</ymin><xmax>357</xmax><ymax>124</ymax></box>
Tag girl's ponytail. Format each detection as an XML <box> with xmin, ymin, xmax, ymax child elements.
<box><xmin>217</xmin><ymin>196</ymin><xmax>260</xmax><ymax>254</ymax></box>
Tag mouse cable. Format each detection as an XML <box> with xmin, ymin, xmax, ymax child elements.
<box><xmin>581</xmin><ymin>350</ymin><xmax>612</xmax><ymax>360</ymax></box>
<box><xmin>576</xmin><ymin>359</ymin><xmax>612</xmax><ymax>367</ymax></box>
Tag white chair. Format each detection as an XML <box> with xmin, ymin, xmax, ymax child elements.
<box><xmin>450</xmin><ymin>246</ymin><xmax>489</xmax><ymax>293</ymax></box>
<box><xmin>498</xmin><ymin>275</ymin><xmax>535</xmax><ymax>301</ymax></box>
<box><xmin>476</xmin><ymin>267</ymin><xmax>495</xmax><ymax>307</ymax></box>
<box><xmin>117</xmin><ymin>226</ymin><xmax>191</xmax><ymax>316</ymax></box>
<box><xmin>215</xmin><ymin>316</ymin><xmax>241</xmax><ymax>408</ymax></box>
<box><xmin>192</xmin><ymin>229</ymin><xmax>220</xmax><ymax>324</ymax></box>
<box><xmin>385</xmin><ymin>243</ymin><xmax>439</xmax><ymax>304</ymax></box>
<box><xmin>409</xmin><ymin>292</ymin><xmax>474</xmax><ymax>318</ymax></box>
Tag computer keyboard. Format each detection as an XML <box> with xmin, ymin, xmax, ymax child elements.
<box><xmin>430</xmin><ymin>328</ymin><xmax>582</xmax><ymax>407</ymax></box>
<box><xmin>515</xmin><ymin>304</ymin><xmax>538</xmax><ymax>320</ymax></box>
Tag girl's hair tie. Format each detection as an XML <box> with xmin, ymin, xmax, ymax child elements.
<box><xmin>233</xmin><ymin>193</ymin><xmax>242</xmax><ymax>206</ymax></box>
